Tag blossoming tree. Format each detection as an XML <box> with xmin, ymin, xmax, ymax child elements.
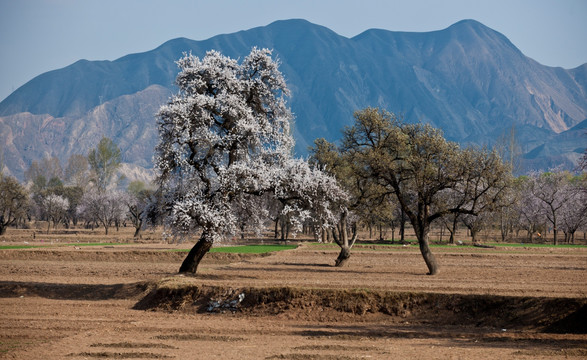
<box><xmin>154</xmin><ymin>48</ymin><xmax>345</xmax><ymax>274</ymax></box>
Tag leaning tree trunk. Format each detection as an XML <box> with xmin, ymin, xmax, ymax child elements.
<box><xmin>335</xmin><ymin>245</ymin><xmax>351</xmax><ymax>267</ymax></box>
<box><xmin>469</xmin><ymin>226</ymin><xmax>478</xmax><ymax>244</ymax></box>
<box><xmin>179</xmin><ymin>232</ymin><xmax>214</xmax><ymax>274</ymax></box>
<box><xmin>133</xmin><ymin>219</ymin><xmax>142</xmax><ymax>238</ymax></box>
<box><xmin>415</xmin><ymin>225</ymin><xmax>439</xmax><ymax>275</ymax></box>
<box><xmin>332</xmin><ymin>211</ymin><xmax>358</xmax><ymax>267</ymax></box>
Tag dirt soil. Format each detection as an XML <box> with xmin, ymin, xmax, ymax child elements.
<box><xmin>0</xmin><ymin>241</ymin><xmax>586</xmax><ymax>359</ymax></box>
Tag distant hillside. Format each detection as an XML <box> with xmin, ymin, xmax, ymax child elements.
<box><xmin>1</xmin><ymin>19</ymin><xmax>585</xmax><ymax>180</ymax></box>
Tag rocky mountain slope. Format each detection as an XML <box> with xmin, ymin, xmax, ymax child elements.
<box><xmin>1</xmin><ymin>19</ymin><xmax>585</xmax><ymax>180</ymax></box>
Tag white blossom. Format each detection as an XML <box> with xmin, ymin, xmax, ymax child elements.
<box><xmin>154</xmin><ymin>48</ymin><xmax>346</xmax><ymax>244</ymax></box>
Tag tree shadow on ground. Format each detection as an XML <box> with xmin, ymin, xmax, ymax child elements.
<box><xmin>0</xmin><ymin>280</ymin><xmax>149</xmax><ymax>300</ymax></box>
<box><xmin>295</xmin><ymin>323</ymin><xmax>587</xmax><ymax>351</ymax></box>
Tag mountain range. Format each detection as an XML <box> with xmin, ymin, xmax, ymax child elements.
<box><xmin>0</xmin><ymin>19</ymin><xmax>585</xmax><ymax>181</ymax></box>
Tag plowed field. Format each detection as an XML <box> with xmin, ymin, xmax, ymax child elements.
<box><xmin>1</xmin><ymin>239</ymin><xmax>586</xmax><ymax>359</ymax></box>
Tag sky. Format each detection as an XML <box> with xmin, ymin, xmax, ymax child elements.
<box><xmin>0</xmin><ymin>0</ymin><xmax>586</xmax><ymax>102</ymax></box>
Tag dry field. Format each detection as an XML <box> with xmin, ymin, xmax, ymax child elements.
<box><xmin>0</xmin><ymin>227</ymin><xmax>586</xmax><ymax>359</ymax></box>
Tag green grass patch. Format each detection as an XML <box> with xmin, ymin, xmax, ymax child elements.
<box><xmin>0</xmin><ymin>245</ymin><xmax>38</xmax><ymax>250</ymax></box>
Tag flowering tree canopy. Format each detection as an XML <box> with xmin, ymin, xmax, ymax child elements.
<box><xmin>154</xmin><ymin>48</ymin><xmax>345</xmax><ymax>273</ymax></box>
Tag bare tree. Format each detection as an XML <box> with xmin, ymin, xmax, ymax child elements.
<box><xmin>516</xmin><ymin>177</ymin><xmax>546</xmax><ymax>242</ymax></box>
<box><xmin>497</xmin><ymin>189</ymin><xmax>520</xmax><ymax>242</ymax></box>
<box><xmin>0</xmin><ymin>175</ymin><xmax>29</xmax><ymax>235</ymax></box>
<box><xmin>62</xmin><ymin>185</ymin><xmax>84</xmax><ymax>227</ymax></box>
<box><xmin>558</xmin><ymin>175</ymin><xmax>587</xmax><ymax>243</ymax></box>
<box><xmin>527</xmin><ymin>170</ymin><xmax>573</xmax><ymax>245</ymax></box>
<box><xmin>25</xmin><ymin>156</ymin><xmax>63</xmax><ymax>186</ymax></box>
<box><xmin>87</xmin><ymin>137</ymin><xmax>122</xmax><ymax>193</ymax></box>
<box><xmin>77</xmin><ymin>189</ymin><xmax>126</xmax><ymax>235</ymax></box>
<box><xmin>41</xmin><ymin>194</ymin><xmax>69</xmax><ymax>233</ymax></box>
<box><xmin>342</xmin><ymin>108</ymin><xmax>511</xmax><ymax>275</ymax></box>
<box><xmin>64</xmin><ymin>154</ymin><xmax>89</xmax><ymax>189</ymax></box>
<box><xmin>125</xmin><ymin>181</ymin><xmax>152</xmax><ymax>238</ymax></box>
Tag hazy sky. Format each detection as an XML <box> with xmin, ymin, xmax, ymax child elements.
<box><xmin>0</xmin><ymin>0</ymin><xmax>586</xmax><ymax>102</ymax></box>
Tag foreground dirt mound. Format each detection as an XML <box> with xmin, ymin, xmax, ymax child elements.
<box><xmin>134</xmin><ymin>278</ymin><xmax>587</xmax><ymax>334</ymax></box>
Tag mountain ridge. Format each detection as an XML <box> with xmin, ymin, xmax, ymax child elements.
<box><xmin>0</xmin><ymin>19</ymin><xmax>585</xmax><ymax>180</ymax></box>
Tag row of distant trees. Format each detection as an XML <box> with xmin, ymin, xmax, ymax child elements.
<box><xmin>336</xmin><ymin>162</ymin><xmax>587</xmax><ymax>247</ymax></box>
<box><xmin>308</xmin><ymin>108</ymin><xmax>587</xmax><ymax>272</ymax></box>
<box><xmin>0</xmin><ymin>137</ymin><xmax>152</xmax><ymax>237</ymax></box>
<box><xmin>1</xmin><ymin>137</ymin><xmax>584</xmax><ymax>245</ymax></box>
<box><xmin>1</xmin><ymin>48</ymin><xmax>586</xmax><ymax>277</ymax></box>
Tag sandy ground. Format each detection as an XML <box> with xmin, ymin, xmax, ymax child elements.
<box><xmin>0</xmin><ymin>241</ymin><xmax>586</xmax><ymax>359</ymax></box>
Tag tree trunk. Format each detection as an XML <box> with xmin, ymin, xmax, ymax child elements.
<box><xmin>400</xmin><ymin>209</ymin><xmax>408</xmax><ymax>243</ymax></box>
<box><xmin>179</xmin><ymin>233</ymin><xmax>213</xmax><ymax>274</ymax></box>
<box><xmin>500</xmin><ymin>215</ymin><xmax>509</xmax><ymax>242</ymax></box>
<box><xmin>274</xmin><ymin>218</ymin><xmax>279</xmax><ymax>239</ymax></box>
<box><xmin>133</xmin><ymin>220</ymin><xmax>142</xmax><ymax>238</ymax></box>
<box><xmin>449</xmin><ymin>216</ymin><xmax>458</xmax><ymax>245</ymax></box>
<box><xmin>332</xmin><ymin>211</ymin><xmax>357</xmax><ymax>267</ymax></box>
<box><xmin>280</xmin><ymin>219</ymin><xmax>288</xmax><ymax>242</ymax></box>
<box><xmin>0</xmin><ymin>223</ymin><xmax>6</xmax><ymax>236</ymax></box>
<box><xmin>416</xmin><ymin>226</ymin><xmax>439</xmax><ymax>275</ymax></box>
<box><xmin>335</xmin><ymin>246</ymin><xmax>351</xmax><ymax>267</ymax></box>
<box><xmin>470</xmin><ymin>227</ymin><xmax>478</xmax><ymax>244</ymax></box>
<box><xmin>448</xmin><ymin>230</ymin><xmax>455</xmax><ymax>245</ymax></box>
